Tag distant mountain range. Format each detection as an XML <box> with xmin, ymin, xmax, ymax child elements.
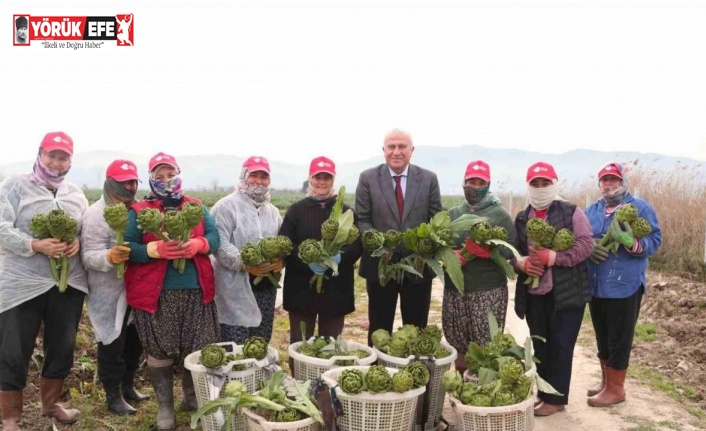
<box><xmin>1</xmin><ymin>146</ymin><xmax>703</xmax><ymax>194</ymax></box>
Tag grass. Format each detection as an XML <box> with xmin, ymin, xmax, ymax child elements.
<box><xmin>634</xmin><ymin>322</ymin><xmax>658</xmax><ymax>343</ymax></box>
<box><xmin>628</xmin><ymin>365</ymin><xmax>698</xmax><ymax>405</ymax></box>
<box><xmin>623</xmin><ymin>415</ymin><xmax>682</xmax><ymax>431</ymax></box>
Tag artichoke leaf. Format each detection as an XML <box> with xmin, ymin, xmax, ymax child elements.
<box><xmin>477</xmin><ymin>367</ymin><xmax>498</xmax><ymax>386</ymax></box>
<box><xmin>487</xmin><ymin>239</ymin><xmax>522</xmax><ymax>260</ymax></box>
<box><xmin>488</xmin><ymin>310</ymin><xmax>500</xmax><ymax>338</ymax></box>
<box><xmin>449</xmin><ymin>214</ymin><xmax>490</xmax><ymax>235</ymax></box>
<box><xmin>430</xmin><ymin>211</ymin><xmax>451</xmax><ymax>231</ymax></box>
<box><xmin>536</xmin><ymin>374</ymin><xmax>563</xmax><ymax>396</ymax></box>
<box><xmin>436</xmin><ymin>247</ymin><xmax>464</xmax><ymax>295</ymax></box>
<box><xmin>190</xmin><ymin>398</ymin><xmax>237</xmax><ymax>429</ymax></box>
<box><xmin>331</xmin><ymin>209</ymin><xmax>354</xmax><ymax>250</ymax></box>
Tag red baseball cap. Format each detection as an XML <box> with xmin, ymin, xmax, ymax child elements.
<box><xmin>597</xmin><ymin>162</ymin><xmax>624</xmax><ymax>180</ymax></box>
<box><xmin>40</xmin><ymin>132</ymin><xmax>73</xmax><ymax>156</ymax></box>
<box><xmin>309</xmin><ymin>156</ymin><xmax>336</xmax><ymax>176</ymax></box>
<box><xmin>526</xmin><ymin>161</ymin><xmax>558</xmax><ymax>182</ymax></box>
<box><xmin>148</xmin><ymin>152</ymin><xmax>180</xmax><ymax>172</ymax></box>
<box><xmin>106</xmin><ymin>159</ymin><xmax>140</xmax><ymax>182</ymax></box>
<box><xmin>243</xmin><ymin>156</ymin><xmax>270</xmax><ymax>174</ymax></box>
<box><xmin>464</xmin><ymin>160</ymin><xmax>490</xmax><ymax>182</ymax></box>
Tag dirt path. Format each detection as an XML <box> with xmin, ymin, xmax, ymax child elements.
<box><xmin>392</xmin><ymin>280</ymin><xmax>704</xmax><ymax>431</ymax></box>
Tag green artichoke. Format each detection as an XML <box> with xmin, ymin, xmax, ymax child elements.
<box><xmin>388</xmin><ymin>335</ymin><xmax>410</xmax><ymax>358</ymax></box>
<box><xmin>181</xmin><ymin>202</ymin><xmax>204</xmax><ymax>230</ymax></box>
<box><xmin>498</xmin><ymin>358</ymin><xmax>524</xmax><ymax>385</ymax></box>
<box><xmin>526</xmin><ymin>217</ymin><xmax>554</xmax><ymax>248</ymax></box>
<box><xmin>469</xmin><ymin>221</ymin><xmax>492</xmax><ymax>244</ymax></box>
<box><xmin>362</xmin><ymin>229</ymin><xmax>385</xmax><ymax>251</ymax></box>
<box><xmin>137</xmin><ymin>208</ymin><xmax>167</xmax><ymax>240</ymax></box>
<box><xmin>364</xmin><ymin>365</ymin><xmax>393</xmax><ymax>393</ymax></box>
<box><xmin>404</xmin><ymin>362</ymin><xmax>430</xmax><ymax>388</ymax></box>
<box><xmin>298</xmin><ymin>239</ymin><xmax>324</xmax><ymax>264</ymax></box>
<box><xmin>47</xmin><ymin>209</ymin><xmax>77</xmax><ymax>242</ymax></box>
<box><xmin>371</xmin><ymin>329</ymin><xmax>391</xmax><ymax>350</ymax></box>
<box><xmin>383</xmin><ymin>230</ymin><xmax>402</xmax><ymax>249</ymax></box>
<box><xmin>492</xmin><ymin>390</ymin><xmax>516</xmax><ymax>407</ymax></box>
<box><xmin>616</xmin><ymin>203</ymin><xmax>638</xmax><ymax>224</ymax></box>
<box><xmin>243</xmin><ymin>336</ymin><xmax>268</xmax><ymax>360</ymax></box>
<box><xmin>396</xmin><ymin>324</ymin><xmax>420</xmax><ymax>341</ymax></box>
<box><xmin>103</xmin><ymin>203</ymin><xmax>129</xmax><ymax>233</ymax></box>
<box><xmin>391</xmin><ymin>370</ymin><xmax>414</xmax><ymax>393</ymax></box>
<box><xmin>433</xmin><ymin>346</ymin><xmax>451</xmax><ymax>358</ymax></box>
<box><xmin>631</xmin><ymin>217</ymin><xmax>652</xmax><ymax>238</ymax></box>
<box><xmin>273</xmin><ymin>407</ymin><xmax>300</xmax><ymax>422</ymax></box>
<box><xmin>163</xmin><ymin>210</ymin><xmax>187</xmax><ymax>240</ymax></box>
<box><xmin>441</xmin><ymin>370</ymin><xmax>463</xmax><ymax>393</ymax></box>
<box><xmin>437</xmin><ymin>228</ymin><xmax>454</xmax><ymax>244</ymax></box>
<box><xmin>490</xmin><ymin>225</ymin><xmax>509</xmax><ymax>241</ymax></box>
<box><xmin>416</xmin><ymin>237</ymin><xmax>436</xmax><ymax>256</ymax></box>
<box><xmin>339</xmin><ymin>369</ymin><xmax>365</xmax><ymax>394</ymax></box>
<box><xmin>29</xmin><ymin>213</ymin><xmax>50</xmax><ymax>239</ymax></box>
<box><xmin>297</xmin><ymin>343</ymin><xmax>318</xmax><ymax>357</ymax></box>
<box><xmin>313</xmin><ymin>337</ymin><xmax>330</xmax><ymax>351</ymax></box>
<box><xmin>259</xmin><ymin>236</ymin><xmax>281</xmax><ymax>261</ymax></box>
<box><xmin>346</xmin><ymin>225</ymin><xmax>360</xmax><ymax>245</ymax></box>
<box><xmin>513</xmin><ymin>375</ymin><xmax>532</xmax><ymax>401</ymax></box>
<box><xmin>224</xmin><ymin>380</ymin><xmax>247</xmax><ymax>398</ymax></box>
<box><xmin>423</xmin><ymin>324</ymin><xmax>443</xmax><ymax>344</ymax></box>
<box><xmin>321</xmin><ymin>219</ymin><xmax>339</xmax><ymax>242</ymax></box>
<box><xmin>468</xmin><ymin>394</ymin><xmax>492</xmax><ymax>407</ymax></box>
<box><xmin>200</xmin><ymin>344</ymin><xmax>227</xmax><ymax>368</ymax></box>
<box><xmin>459</xmin><ymin>382</ymin><xmax>476</xmax><ymax>404</ymax></box>
<box><xmin>240</xmin><ymin>243</ymin><xmax>263</xmax><ymax>266</ymax></box>
<box><xmin>411</xmin><ymin>335</ymin><xmax>437</xmax><ymax>356</ymax></box>
<box><xmin>551</xmin><ymin>228</ymin><xmax>575</xmax><ymax>252</ymax></box>
<box><xmin>276</xmin><ymin>235</ymin><xmax>294</xmax><ymax>256</ymax></box>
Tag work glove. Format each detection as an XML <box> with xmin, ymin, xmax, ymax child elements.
<box><xmin>522</xmin><ymin>257</ymin><xmax>544</xmax><ymax>277</ymax></box>
<box><xmin>308</xmin><ymin>262</ymin><xmax>328</xmax><ymax>275</ymax></box>
<box><xmin>464</xmin><ymin>238</ymin><xmax>491</xmax><ymax>259</ymax></box>
<box><xmin>453</xmin><ymin>249</ymin><xmax>468</xmax><ymax>266</ymax></box>
<box><xmin>529</xmin><ymin>246</ymin><xmax>556</xmax><ymax>267</ymax></box>
<box><xmin>147</xmin><ymin>240</ymin><xmax>183</xmax><ymax>260</ymax></box>
<box><xmin>181</xmin><ymin>237</ymin><xmax>209</xmax><ymax>259</ymax></box>
<box><xmin>611</xmin><ymin>218</ymin><xmax>635</xmax><ymax>249</ymax></box>
<box><xmin>331</xmin><ymin>252</ymin><xmax>342</xmax><ymax>265</ymax></box>
<box><xmin>107</xmin><ymin>245</ymin><xmax>131</xmax><ymax>264</ymax></box>
<box><xmin>589</xmin><ymin>241</ymin><xmax>610</xmax><ymax>264</ymax></box>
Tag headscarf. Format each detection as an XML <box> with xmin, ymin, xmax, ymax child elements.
<box><xmin>29</xmin><ymin>149</ymin><xmax>70</xmax><ymax>189</ymax></box>
<box><xmin>600</xmin><ymin>163</ymin><xmax>630</xmax><ymax>207</ymax></box>
<box><xmin>306</xmin><ymin>177</ymin><xmax>336</xmax><ymax>201</ymax></box>
<box><xmin>147</xmin><ymin>168</ymin><xmax>184</xmax><ymax>209</ymax></box>
<box><xmin>103</xmin><ymin>178</ymin><xmax>137</xmax><ymax>207</ymax></box>
<box><xmin>462</xmin><ymin>184</ymin><xmax>500</xmax><ymax>211</ymax></box>
<box><xmin>236</xmin><ymin>168</ymin><xmax>271</xmax><ymax>208</ymax></box>
<box><xmin>527</xmin><ymin>180</ymin><xmax>561</xmax><ymax>210</ymax></box>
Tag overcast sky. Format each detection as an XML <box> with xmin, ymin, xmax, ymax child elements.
<box><xmin>2</xmin><ymin>0</ymin><xmax>705</xmax><ymax>166</ymax></box>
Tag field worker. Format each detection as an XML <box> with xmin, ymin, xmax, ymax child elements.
<box><xmin>442</xmin><ymin>160</ymin><xmax>517</xmax><ymax>375</ymax></box>
<box><xmin>124</xmin><ymin>152</ymin><xmax>219</xmax><ymax>431</ymax></box>
<box><xmin>0</xmin><ymin>132</ymin><xmax>88</xmax><ymax>429</ymax></box>
<box><xmin>513</xmin><ymin>161</ymin><xmax>593</xmax><ymax>417</ymax></box>
<box><xmin>585</xmin><ymin>162</ymin><xmax>661</xmax><ymax>407</ymax></box>
<box><xmin>211</xmin><ymin>156</ymin><xmax>283</xmax><ymax>345</ymax></box>
<box><xmin>81</xmin><ymin>159</ymin><xmax>150</xmax><ymax>416</ymax></box>
<box><xmin>278</xmin><ymin>156</ymin><xmax>362</xmax><ymax>376</ymax></box>
<box><xmin>355</xmin><ymin>128</ymin><xmax>443</xmax><ymax>346</ymax></box>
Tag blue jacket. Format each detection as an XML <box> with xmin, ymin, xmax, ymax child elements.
<box><xmin>585</xmin><ymin>193</ymin><xmax>662</xmax><ymax>298</ymax></box>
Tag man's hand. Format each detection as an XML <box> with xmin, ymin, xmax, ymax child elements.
<box><xmin>464</xmin><ymin>238</ymin><xmax>491</xmax><ymax>259</ymax></box>
<box><xmin>107</xmin><ymin>245</ymin><xmax>131</xmax><ymax>264</ymax></box>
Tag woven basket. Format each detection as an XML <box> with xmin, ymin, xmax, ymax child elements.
<box><xmin>288</xmin><ymin>338</ymin><xmax>376</xmax><ymax>381</ymax></box>
<box><xmin>241</xmin><ymin>406</ymin><xmax>322</xmax><ymax>431</ymax></box>
<box><xmin>449</xmin><ymin>392</ymin><xmax>535</xmax><ymax>431</ymax></box>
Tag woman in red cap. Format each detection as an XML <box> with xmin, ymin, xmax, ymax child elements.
<box><xmin>584</xmin><ymin>162</ymin><xmax>661</xmax><ymax>407</ymax></box>
<box><xmin>513</xmin><ymin>161</ymin><xmax>593</xmax><ymax>416</ymax></box>
<box><xmin>123</xmin><ymin>152</ymin><xmax>220</xmax><ymax>431</ymax></box>
<box><xmin>442</xmin><ymin>160</ymin><xmax>517</xmax><ymax>375</ymax></box>
<box><xmin>278</xmin><ymin>156</ymin><xmax>362</xmax><ymax>376</ymax></box>
<box><xmin>210</xmin><ymin>156</ymin><xmax>284</xmax><ymax>344</ymax></box>
<box><xmin>0</xmin><ymin>132</ymin><xmax>88</xmax><ymax>429</ymax></box>
<box><xmin>81</xmin><ymin>159</ymin><xmax>149</xmax><ymax>416</ymax></box>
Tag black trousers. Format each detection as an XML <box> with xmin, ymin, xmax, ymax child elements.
<box><xmin>366</xmin><ymin>278</ymin><xmax>433</xmax><ymax>346</ymax></box>
<box><xmin>97</xmin><ymin>307</ymin><xmax>144</xmax><ymax>388</ymax></box>
<box><xmin>589</xmin><ymin>287</ymin><xmax>643</xmax><ymax>370</ymax></box>
<box><xmin>525</xmin><ymin>293</ymin><xmax>584</xmax><ymax>406</ymax></box>
<box><xmin>0</xmin><ymin>286</ymin><xmax>85</xmax><ymax>391</ymax></box>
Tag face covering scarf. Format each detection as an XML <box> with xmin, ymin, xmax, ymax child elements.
<box><xmin>29</xmin><ymin>151</ymin><xmax>69</xmax><ymax>189</ymax></box>
<box><xmin>236</xmin><ymin>168</ymin><xmax>271</xmax><ymax>207</ymax></box>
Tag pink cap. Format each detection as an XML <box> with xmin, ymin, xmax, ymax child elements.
<box><xmin>597</xmin><ymin>162</ymin><xmax>624</xmax><ymax>180</ymax></box>
<box><xmin>309</xmin><ymin>156</ymin><xmax>336</xmax><ymax>176</ymax></box>
<box><xmin>148</xmin><ymin>152</ymin><xmax>180</xmax><ymax>172</ymax></box>
<box><xmin>106</xmin><ymin>159</ymin><xmax>140</xmax><ymax>182</ymax></box>
<box><xmin>40</xmin><ymin>132</ymin><xmax>73</xmax><ymax>156</ymax></box>
<box><xmin>526</xmin><ymin>162</ymin><xmax>558</xmax><ymax>182</ymax></box>
<box><xmin>243</xmin><ymin>156</ymin><xmax>271</xmax><ymax>174</ymax></box>
<box><xmin>464</xmin><ymin>160</ymin><xmax>490</xmax><ymax>182</ymax></box>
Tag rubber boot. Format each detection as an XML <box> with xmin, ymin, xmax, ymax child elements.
<box><xmin>587</xmin><ymin>358</ymin><xmax>607</xmax><ymax>396</ymax></box>
<box><xmin>180</xmin><ymin>370</ymin><xmax>199</xmax><ymax>412</ymax></box>
<box><xmin>587</xmin><ymin>367</ymin><xmax>627</xmax><ymax>407</ymax></box>
<box><xmin>105</xmin><ymin>383</ymin><xmax>137</xmax><ymax>415</ymax></box>
<box><xmin>122</xmin><ymin>371</ymin><xmax>150</xmax><ymax>402</ymax></box>
<box><xmin>0</xmin><ymin>390</ymin><xmax>23</xmax><ymax>431</ymax></box>
<box><xmin>39</xmin><ymin>378</ymin><xmax>80</xmax><ymax>424</ymax></box>
<box><xmin>149</xmin><ymin>366</ymin><xmax>176</xmax><ymax>431</ymax></box>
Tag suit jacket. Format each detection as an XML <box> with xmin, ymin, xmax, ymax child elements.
<box><xmin>355</xmin><ymin>163</ymin><xmax>442</xmax><ymax>281</ymax></box>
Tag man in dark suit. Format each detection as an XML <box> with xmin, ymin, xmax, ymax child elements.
<box><xmin>355</xmin><ymin>129</ymin><xmax>443</xmax><ymax>345</ymax></box>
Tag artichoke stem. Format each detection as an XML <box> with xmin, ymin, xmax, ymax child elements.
<box><xmin>265</xmin><ymin>272</ymin><xmax>279</xmax><ymax>286</ymax></box>
<box><xmin>58</xmin><ymin>253</ymin><xmax>69</xmax><ymax>293</ymax></box>
<box><xmin>49</xmin><ymin>257</ymin><xmax>60</xmax><ymax>282</ymax></box>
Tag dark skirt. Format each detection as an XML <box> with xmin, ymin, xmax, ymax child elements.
<box><xmin>442</xmin><ymin>286</ymin><xmax>508</xmax><ymax>353</ymax></box>
<box><xmin>133</xmin><ymin>289</ymin><xmax>219</xmax><ymax>365</ymax></box>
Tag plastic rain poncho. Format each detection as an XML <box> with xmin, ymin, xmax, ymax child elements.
<box><xmin>0</xmin><ymin>174</ymin><xmax>89</xmax><ymax>314</ymax></box>
<box><xmin>210</xmin><ymin>191</ymin><xmax>282</xmax><ymax>326</ymax></box>
<box><xmin>80</xmin><ymin>197</ymin><xmax>129</xmax><ymax>344</ymax></box>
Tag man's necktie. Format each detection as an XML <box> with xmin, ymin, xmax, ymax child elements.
<box><xmin>394</xmin><ymin>175</ymin><xmax>404</xmax><ymax>219</ymax></box>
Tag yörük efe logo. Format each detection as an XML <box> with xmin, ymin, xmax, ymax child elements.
<box><xmin>13</xmin><ymin>14</ymin><xmax>134</xmax><ymax>48</ymax></box>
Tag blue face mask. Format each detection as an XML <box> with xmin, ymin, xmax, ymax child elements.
<box><xmin>464</xmin><ymin>185</ymin><xmax>489</xmax><ymax>205</ymax></box>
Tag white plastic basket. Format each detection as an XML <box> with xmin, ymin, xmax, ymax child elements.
<box><xmin>184</xmin><ymin>342</ymin><xmax>280</xmax><ymax>431</ymax></box>
<box><xmin>320</xmin><ymin>366</ymin><xmax>426</xmax><ymax>431</ymax></box>
<box><xmin>288</xmin><ymin>338</ymin><xmax>376</xmax><ymax>381</ymax></box>
<box><xmin>373</xmin><ymin>341</ymin><xmax>457</xmax><ymax>431</ymax></box>
<box><xmin>448</xmin><ymin>391</ymin><xmax>535</xmax><ymax>431</ymax></box>
<box><xmin>241</xmin><ymin>405</ymin><xmax>322</xmax><ymax>431</ymax></box>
